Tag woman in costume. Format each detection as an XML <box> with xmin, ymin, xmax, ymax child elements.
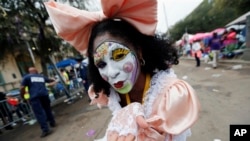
<box><xmin>45</xmin><ymin>0</ymin><xmax>200</xmax><ymax>140</ymax></box>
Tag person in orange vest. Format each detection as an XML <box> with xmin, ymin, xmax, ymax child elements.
<box><xmin>191</xmin><ymin>40</ymin><xmax>203</xmax><ymax>67</ymax></box>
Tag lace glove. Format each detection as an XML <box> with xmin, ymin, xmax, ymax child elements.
<box><xmin>137</xmin><ymin>116</ymin><xmax>166</xmax><ymax>141</ymax></box>
<box><xmin>106</xmin><ymin>102</ymin><xmax>148</xmax><ymax>141</ymax></box>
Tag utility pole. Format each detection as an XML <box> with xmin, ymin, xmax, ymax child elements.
<box><xmin>242</xmin><ymin>15</ymin><xmax>250</xmax><ymax>60</ymax></box>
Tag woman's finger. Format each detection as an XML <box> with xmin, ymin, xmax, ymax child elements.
<box><xmin>136</xmin><ymin>115</ymin><xmax>148</xmax><ymax>128</ymax></box>
<box><xmin>89</xmin><ymin>99</ymin><xmax>97</xmax><ymax>105</ymax></box>
<box><xmin>108</xmin><ymin>131</ymin><xmax>119</xmax><ymax>141</ymax></box>
<box><xmin>87</xmin><ymin>85</ymin><xmax>95</xmax><ymax>99</ymax></box>
<box><xmin>125</xmin><ymin>134</ymin><xmax>135</xmax><ymax>141</ymax></box>
<box><xmin>117</xmin><ymin>135</ymin><xmax>125</xmax><ymax>141</ymax></box>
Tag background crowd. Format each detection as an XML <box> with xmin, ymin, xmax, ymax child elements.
<box><xmin>178</xmin><ymin>25</ymin><xmax>246</xmax><ymax>68</ymax></box>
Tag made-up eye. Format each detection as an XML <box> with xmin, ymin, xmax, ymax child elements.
<box><xmin>96</xmin><ymin>61</ymin><xmax>106</xmax><ymax>69</ymax></box>
<box><xmin>112</xmin><ymin>48</ymin><xmax>129</xmax><ymax>61</ymax></box>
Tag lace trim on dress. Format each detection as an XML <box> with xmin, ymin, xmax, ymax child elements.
<box><xmin>143</xmin><ymin>69</ymin><xmax>177</xmax><ymax>118</ymax></box>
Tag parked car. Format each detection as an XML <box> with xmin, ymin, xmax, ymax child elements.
<box><xmin>6</xmin><ymin>89</ymin><xmax>20</xmax><ymax>97</ymax></box>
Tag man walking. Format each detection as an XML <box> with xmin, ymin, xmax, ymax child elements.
<box><xmin>20</xmin><ymin>67</ymin><xmax>56</xmax><ymax>138</ymax></box>
<box><xmin>209</xmin><ymin>32</ymin><xmax>222</xmax><ymax>69</ymax></box>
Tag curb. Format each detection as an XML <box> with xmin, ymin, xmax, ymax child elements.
<box><xmin>180</xmin><ymin>57</ymin><xmax>250</xmax><ymax>65</ymax></box>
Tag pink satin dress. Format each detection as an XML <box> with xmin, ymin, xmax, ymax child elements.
<box><xmin>96</xmin><ymin>69</ymin><xmax>200</xmax><ymax>141</ymax></box>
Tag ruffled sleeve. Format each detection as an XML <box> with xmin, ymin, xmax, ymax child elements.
<box><xmin>146</xmin><ymin>78</ymin><xmax>200</xmax><ymax>135</ymax></box>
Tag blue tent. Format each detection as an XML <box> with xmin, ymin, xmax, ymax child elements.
<box><xmin>56</xmin><ymin>59</ymin><xmax>77</xmax><ymax>68</ymax></box>
<box><xmin>49</xmin><ymin>59</ymin><xmax>77</xmax><ymax>69</ymax></box>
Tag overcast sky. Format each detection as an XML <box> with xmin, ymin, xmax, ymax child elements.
<box><xmin>65</xmin><ymin>0</ymin><xmax>203</xmax><ymax>33</ymax></box>
<box><xmin>84</xmin><ymin>0</ymin><xmax>203</xmax><ymax>33</ymax></box>
<box><xmin>156</xmin><ymin>0</ymin><xmax>203</xmax><ymax>33</ymax></box>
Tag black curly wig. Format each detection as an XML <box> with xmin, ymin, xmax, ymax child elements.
<box><xmin>87</xmin><ymin>19</ymin><xmax>179</xmax><ymax>95</ymax></box>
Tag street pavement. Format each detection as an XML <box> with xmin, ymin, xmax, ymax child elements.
<box><xmin>0</xmin><ymin>57</ymin><xmax>250</xmax><ymax>141</ymax></box>
<box><xmin>176</xmin><ymin>58</ymin><xmax>250</xmax><ymax>141</ymax></box>
<box><xmin>0</xmin><ymin>93</ymin><xmax>112</xmax><ymax>141</ymax></box>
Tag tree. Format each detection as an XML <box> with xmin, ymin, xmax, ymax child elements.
<box><xmin>1</xmin><ymin>0</ymin><xmax>60</xmax><ymax>73</ymax></box>
<box><xmin>1</xmin><ymin>0</ymin><xmax>101</xmax><ymax>75</ymax></box>
<box><xmin>169</xmin><ymin>0</ymin><xmax>250</xmax><ymax>41</ymax></box>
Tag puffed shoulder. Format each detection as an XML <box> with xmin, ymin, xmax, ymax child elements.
<box><xmin>146</xmin><ymin>78</ymin><xmax>200</xmax><ymax>135</ymax></box>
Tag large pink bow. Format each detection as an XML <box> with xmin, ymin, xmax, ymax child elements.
<box><xmin>44</xmin><ymin>0</ymin><xmax>157</xmax><ymax>54</ymax></box>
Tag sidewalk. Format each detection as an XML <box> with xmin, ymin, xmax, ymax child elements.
<box><xmin>0</xmin><ymin>94</ymin><xmax>112</xmax><ymax>141</ymax></box>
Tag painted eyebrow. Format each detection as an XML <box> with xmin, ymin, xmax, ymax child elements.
<box><xmin>95</xmin><ymin>41</ymin><xmax>128</xmax><ymax>52</ymax></box>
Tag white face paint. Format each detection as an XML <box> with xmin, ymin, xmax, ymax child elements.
<box><xmin>94</xmin><ymin>41</ymin><xmax>140</xmax><ymax>94</ymax></box>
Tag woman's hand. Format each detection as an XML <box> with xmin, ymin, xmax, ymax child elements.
<box><xmin>107</xmin><ymin>115</ymin><xmax>148</xmax><ymax>141</ymax></box>
<box><xmin>108</xmin><ymin>132</ymin><xmax>135</xmax><ymax>141</ymax></box>
<box><xmin>88</xmin><ymin>84</ymin><xmax>108</xmax><ymax>108</ymax></box>
<box><xmin>106</xmin><ymin>102</ymin><xmax>148</xmax><ymax>141</ymax></box>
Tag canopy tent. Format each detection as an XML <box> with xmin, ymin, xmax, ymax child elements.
<box><xmin>55</xmin><ymin>59</ymin><xmax>77</xmax><ymax>68</ymax></box>
<box><xmin>210</xmin><ymin>28</ymin><xmax>226</xmax><ymax>35</ymax></box>
<box><xmin>226</xmin><ymin>11</ymin><xmax>250</xmax><ymax>27</ymax></box>
<box><xmin>189</xmin><ymin>28</ymin><xmax>226</xmax><ymax>42</ymax></box>
<box><xmin>48</xmin><ymin>59</ymin><xmax>78</xmax><ymax>69</ymax></box>
<box><xmin>189</xmin><ymin>32</ymin><xmax>212</xmax><ymax>42</ymax></box>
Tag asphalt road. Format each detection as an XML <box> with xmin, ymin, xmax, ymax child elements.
<box><xmin>175</xmin><ymin>59</ymin><xmax>250</xmax><ymax>141</ymax></box>
<box><xmin>1</xmin><ymin>58</ymin><xmax>250</xmax><ymax>141</ymax></box>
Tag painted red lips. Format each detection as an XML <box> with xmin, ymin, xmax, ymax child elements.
<box><xmin>114</xmin><ymin>81</ymin><xmax>124</xmax><ymax>89</ymax></box>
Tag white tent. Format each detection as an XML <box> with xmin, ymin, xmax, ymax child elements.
<box><xmin>226</xmin><ymin>11</ymin><xmax>250</xmax><ymax>27</ymax></box>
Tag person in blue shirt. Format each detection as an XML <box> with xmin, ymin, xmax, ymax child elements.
<box><xmin>20</xmin><ymin>67</ymin><xmax>56</xmax><ymax>138</ymax></box>
<box><xmin>209</xmin><ymin>32</ymin><xmax>222</xmax><ymax>69</ymax></box>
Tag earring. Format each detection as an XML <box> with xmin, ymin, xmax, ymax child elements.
<box><xmin>140</xmin><ymin>58</ymin><xmax>145</xmax><ymax>66</ymax></box>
